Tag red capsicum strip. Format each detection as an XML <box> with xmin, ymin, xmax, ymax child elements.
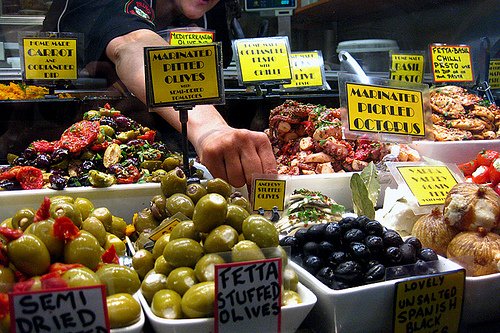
<box><xmin>53</xmin><ymin>216</ymin><xmax>80</xmax><ymax>242</ymax></box>
<box><xmin>34</xmin><ymin>196</ymin><xmax>51</xmax><ymax>222</ymax></box>
<box><xmin>101</xmin><ymin>245</ymin><xmax>119</xmax><ymax>264</ymax></box>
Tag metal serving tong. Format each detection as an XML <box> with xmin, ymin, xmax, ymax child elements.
<box><xmin>474</xmin><ymin>37</ymin><xmax>496</xmax><ymax>106</ymax></box>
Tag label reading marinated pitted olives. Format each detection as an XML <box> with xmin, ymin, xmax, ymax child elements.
<box><xmin>215</xmin><ymin>258</ymin><xmax>282</xmax><ymax>333</ymax></box>
<box><xmin>10</xmin><ymin>285</ymin><xmax>109</xmax><ymax>333</ymax></box>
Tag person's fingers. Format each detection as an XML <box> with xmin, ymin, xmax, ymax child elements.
<box><xmin>223</xmin><ymin>147</ymin><xmax>246</xmax><ymax>189</ymax></box>
<box><xmin>255</xmin><ymin>133</ymin><xmax>277</xmax><ymax>174</ymax></box>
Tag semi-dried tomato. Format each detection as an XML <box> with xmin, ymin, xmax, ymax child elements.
<box><xmin>49</xmin><ymin>263</ymin><xmax>84</xmax><ymax>275</ymax></box>
<box><xmin>53</xmin><ymin>216</ymin><xmax>80</xmax><ymax>241</ymax></box>
<box><xmin>32</xmin><ymin>140</ymin><xmax>58</xmax><ymax>153</ymax></box>
<box><xmin>34</xmin><ymin>196</ymin><xmax>51</xmax><ymax>222</ymax></box>
<box><xmin>16</xmin><ymin>166</ymin><xmax>43</xmax><ymax>190</ymax></box>
<box><xmin>116</xmin><ymin>164</ymin><xmax>141</xmax><ymax>184</ymax></box>
<box><xmin>58</xmin><ymin>120</ymin><xmax>100</xmax><ymax>153</ymax></box>
<box><xmin>137</xmin><ymin>129</ymin><xmax>157</xmax><ymax>143</ymax></box>
<box><xmin>101</xmin><ymin>245</ymin><xmax>119</xmax><ymax>264</ymax></box>
<box><xmin>0</xmin><ymin>293</ymin><xmax>9</xmax><ymax>319</ymax></box>
<box><xmin>0</xmin><ymin>226</ymin><xmax>23</xmax><ymax>240</ymax></box>
<box><xmin>40</xmin><ymin>272</ymin><xmax>69</xmax><ymax>290</ymax></box>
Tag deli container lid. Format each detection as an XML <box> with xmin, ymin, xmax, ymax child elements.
<box><xmin>336</xmin><ymin>39</ymin><xmax>399</xmax><ymax>53</ymax></box>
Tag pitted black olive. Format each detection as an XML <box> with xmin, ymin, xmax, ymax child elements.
<box><xmin>323</xmin><ymin>222</ymin><xmax>342</xmax><ymax>245</ymax></box>
<box><xmin>334</xmin><ymin>260</ymin><xmax>363</xmax><ymax>283</ymax></box>
<box><xmin>418</xmin><ymin>248</ymin><xmax>438</xmax><ymax>262</ymax></box>
<box><xmin>349</xmin><ymin>242</ymin><xmax>371</xmax><ymax>262</ymax></box>
<box><xmin>365</xmin><ymin>235</ymin><xmax>384</xmax><ymax>254</ymax></box>
<box><xmin>405</xmin><ymin>236</ymin><xmax>423</xmax><ymax>252</ymax></box>
<box><xmin>382</xmin><ymin>230</ymin><xmax>404</xmax><ymax>247</ymax></box>
<box><xmin>344</xmin><ymin>228</ymin><xmax>365</xmax><ymax>243</ymax></box>
<box><xmin>315</xmin><ymin>266</ymin><xmax>335</xmax><ymax>286</ymax></box>
<box><xmin>384</xmin><ymin>246</ymin><xmax>403</xmax><ymax>265</ymax></box>
<box><xmin>364</xmin><ymin>220</ymin><xmax>384</xmax><ymax>236</ymax></box>
<box><xmin>303</xmin><ymin>255</ymin><xmax>323</xmax><ymax>275</ymax></box>
<box><xmin>327</xmin><ymin>251</ymin><xmax>349</xmax><ymax>267</ymax></box>
<box><xmin>364</xmin><ymin>263</ymin><xmax>386</xmax><ymax>283</ymax></box>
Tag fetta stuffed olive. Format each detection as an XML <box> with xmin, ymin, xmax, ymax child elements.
<box><xmin>106</xmin><ymin>293</ymin><xmax>142</xmax><ymax>329</ymax></box>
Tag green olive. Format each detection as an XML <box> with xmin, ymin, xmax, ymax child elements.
<box><xmin>163</xmin><ymin>238</ymin><xmax>204</xmax><ymax>268</ymax></box>
<box><xmin>132</xmin><ymin>249</ymin><xmax>155</xmax><ymax>280</ymax></box>
<box><xmin>0</xmin><ymin>218</ymin><xmax>12</xmax><ymax>228</ymax></box>
<box><xmin>133</xmin><ymin>208</ymin><xmax>159</xmax><ymax>234</ymax></box>
<box><xmin>0</xmin><ymin>266</ymin><xmax>15</xmax><ymax>293</ymax></box>
<box><xmin>11</xmin><ymin>208</ymin><xmax>35</xmax><ymax>231</ymax></box>
<box><xmin>50</xmin><ymin>201</ymin><xmax>82</xmax><ymax>227</ymax></box>
<box><xmin>110</xmin><ymin>216</ymin><xmax>127</xmax><ymax>239</ymax></box>
<box><xmin>50</xmin><ymin>195</ymin><xmax>75</xmax><ymax>204</ymax></box>
<box><xmin>0</xmin><ymin>314</ymin><xmax>9</xmax><ymax>333</ymax></box>
<box><xmin>106</xmin><ymin>293</ymin><xmax>141</xmax><ymax>329</ymax></box>
<box><xmin>154</xmin><ymin>255</ymin><xmax>174</xmax><ymax>276</ymax></box>
<box><xmin>73</xmin><ymin>197</ymin><xmax>95</xmax><ymax>221</ymax></box>
<box><xmin>152</xmin><ymin>233</ymin><xmax>171</xmax><ymax>259</ymax></box>
<box><xmin>186</xmin><ymin>183</ymin><xmax>208</xmax><ymax>204</ymax></box>
<box><xmin>203</xmin><ymin>225</ymin><xmax>239</xmax><ymax>253</ymax></box>
<box><xmin>225</xmin><ymin>204</ymin><xmax>250</xmax><ymax>234</ymax></box>
<box><xmin>231</xmin><ymin>240</ymin><xmax>265</xmax><ymax>262</ymax></box>
<box><xmin>81</xmin><ymin>216</ymin><xmax>107</xmax><ymax>246</ymax></box>
<box><xmin>181</xmin><ymin>282</ymin><xmax>215</xmax><ymax>318</ymax></box>
<box><xmin>88</xmin><ymin>169</ymin><xmax>116</xmax><ymax>187</ymax></box>
<box><xmin>140</xmin><ymin>272</ymin><xmax>168</xmax><ymax>304</ymax></box>
<box><xmin>283</xmin><ymin>266</ymin><xmax>299</xmax><ymax>292</ymax></box>
<box><xmin>151</xmin><ymin>289</ymin><xmax>183</xmax><ymax>319</ymax></box>
<box><xmin>228</xmin><ymin>194</ymin><xmax>252</xmax><ymax>213</ymax></box>
<box><xmin>266</xmin><ymin>245</ymin><xmax>288</xmax><ymax>267</ymax></box>
<box><xmin>100</xmin><ymin>124</ymin><xmax>115</xmax><ymax>137</ymax></box>
<box><xmin>105</xmin><ymin>233</ymin><xmax>126</xmax><ymax>256</ymax></box>
<box><xmin>8</xmin><ymin>234</ymin><xmax>50</xmax><ymax>277</ymax></box>
<box><xmin>242</xmin><ymin>214</ymin><xmax>279</xmax><ymax>248</ymax></box>
<box><xmin>166</xmin><ymin>267</ymin><xmax>198</xmax><ymax>296</ymax></box>
<box><xmin>281</xmin><ymin>290</ymin><xmax>302</xmax><ymax>306</ymax></box>
<box><xmin>194</xmin><ymin>253</ymin><xmax>225</xmax><ymax>282</ymax></box>
<box><xmin>88</xmin><ymin>207</ymin><xmax>113</xmax><ymax>232</ymax></box>
<box><xmin>192</xmin><ymin>193</ymin><xmax>228</xmax><ymax>233</ymax></box>
<box><xmin>165</xmin><ymin>193</ymin><xmax>195</xmax><ymax>218</ymax></box>
<box><xmin>64</xmin><ymin>230</ymin><xmax>104</xmax><ymax>271</ymax></box>
<box><xmin>140</xmin><ymin>160</ymin><xmax>163</xmax><ymax>172</ymax></box>
<box><xmin>116</xmin><ymin>130</ymin><xmax>139</xmax><ymax>142</ymax></box>
<box><xmin>25</xmin><ymin>218</ymin><xmax>64</xmax><ymax>259</ymax></box>
<box><xmin>169</xmin><ymin>220</ymin><xmax>200</xmax><ymax>242</ymax></box>
<box><xmin>61</xmin><ymin>267</ymin><xmax>101</xmax><ymax>288</ymax></box>
<box><xmin>96</xmin><ymin>263</ymin><xmax>141</xmax><ymax>296</ymax></box>
<box><xmin>150</xmin><ymin>195</ymin><xmax>168</xmax><ymax>221</ymax></box>
<box><xmin>206</xmin><ymin>178</ymin><xmax>232</xmax><ymax>198</ymax></box>
<box><xmin>147</xmin><ymin>169</ymin><xmax>167</xmax><ymax>183</ymax></box>
<box><xmin>162</xmin><ymin>156</ymin><xmax>182</xmax><ymax>172</ymax></box>
<box><xmin>161</xmin><ymin>167</ymin><xmax>187</xmax><ymax>197</ymax></box>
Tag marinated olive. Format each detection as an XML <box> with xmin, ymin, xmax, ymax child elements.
<box><xmin>140</xmin><ymin>160</ymin><xmax>163</xmax><ymax>172</ymax></box>
<box><xmin>224</xmin><ymin>204</ymin><xmax>250</xmax><ymax>234</ymax></box>
<box><xmin>50</xmin><ymin>201</ymin><xmax>82</xmax><ymax>227</ymax></box>
<box><xmin>132</xmin><ymin>249</ymin><xmax>155</xmax><ymax>280</ymax></box>
<box><xmin>186</xmin><ymin>183</ymin><xmax>207</xmax><ymax>204</ymax></box>
<box><xmin>64</xmin><ymin>230</ymin><xmax>104</xmax><ymax>271</ymax></box>
<box><xmin>81</xmin><ymin>216</ymin><xmax>107</xmax><ymax>246</ymax></box>
<box><xmin>281</xmin><ymin>290</ymin><xmax>302</xmax><ymax>306</ymax></box>
<box><xmin>151</xmin><ymin>289</ymin><xmax>183</xmax><ymax>319</ymax></box>
<box><xmin>283</xmin><ymin>266</ymin><xmax>299</xmax><ymax>292</ymax></box>
<box><xmin>106</xmin><ymin>293</ymin><xmax>141</xmax><ymax>329</ymax></box>
<box><xmin>0</xmin><ymin>266</ymin><xmax>15</xmax><ymax>293</ymax></box>
<box><xmin>140</xmin><ymin>272</ymin><xmax>168</xmax><ymax>303</ymax></box>
<box><xmin>154</xmin><ymin>255</ymin><xmax>175</xmax><ymax>276</ymax></box>
<box><xmin>163</xmin><ymin>238</ymin><xmax>204</xmax><ymax>268</ymax></box>
<box><xmin>89</xmin><ymin>207</ymin><xmax>113</xmax><ymax>232</ymax></box>
<box><xmin>418</xmin><ymin>248</ymin><xmax>438</xmax><ymax>262</ymax></box>
<box><xmin>166</xmin><ymin>267</ymin><xmax>198</xmax><ymax>296</ymax></box>
<box><xmin>315</xmin><ymin>266</ymin><xmax>336</xmax><ymax>286</ymax></box>
<box><xmin>228</xmin><ymin>193</ymin><xmax>252</xmax><ymax>213</ymax></box>
<box><xmin>169</xmin><ymin>220</ymin><xmax>200</xmax><ymax>242</ymax></box>
<box><xmin>25</xmin><ymin>218</ymin><xmax>64</xmax><ymax>259</ymax></box>
<box><xmin>88</xmin><ymin>169</ymin><xmax>116</xmax><ymax>187</ymax></box>
<box><xmin>181</xmin><ymin>282</ymin><xmax>215</xmax><ymax>318</ymax></box>
<box><xmin>192</xmin><ymin>193</ymin><xmax>228</xmax><ymax>233</ymax></box>
<box><xmin>150</xmin><ymin>195</ymin><xmax>168</xmax><ymax>221</ymax></box>
<box><xmin>133</xmin><ymin>208</ymin><xmax>159</xmax><ymax>234</ymax></box>
<box><xmin>206</xmin><ymin>178</ymin><xmax>232</xmax><ymax>198</ymax></box>
<box><xmin>231</xmin><ymin>240</ymin><xmax>265</xmax><ymax>262</ymax></box>
<box><xmin>50</xmin><ymin>195</ymin><xmax>75</xmax><ymax>204</ymax></box>
<box><xmin>96</xmin><ymin>263</ymin><xmax>141</xmax><ymax>296</ymax></box>
<box><xmin>161</xmin><ymin>167</ymin><xmax>187</xmax><ymax>198</ymax></box>
<box><xmin>8</xmin><ymin>234</ymin><xmax>50</xmax><ymax>276</ymax></box>
<box><xmin>306</xmin><ymin>223</ymin><xmax>328</xmax><ymax>241</ymax></box>
<box><xmin>11</xmin><ymin>208</ymin><xmax>35</xmax><ymax>231</ymax></box>
<box><xmin>73</xmin><ymin>197</ymin><xmax>95</xmax><ymax>220</ymax></box>
<box><xmin>384</xmin><ymin>247</ymin><xmax>403</xmax><ymax>265</ymax></box>
<box><xmin>194</xmin><ymin>253</ymin><xmax>226</xmax><ymax>282</ymax></box>
<box><xmin>203</xmin><ymin>225</ymin><xmax>239</xmax><ymax>253</ymax></box>
<box><xmin>364</xmin><ymin>264</ymin><xmax>386</xmax><ymax>283</ymax></box>
<box><xmin>165</xmin><ymin>193</ymin><xmax>195</xmax><ymax>218</ymax></box>
<box><xmin>105</xmin><ymin>233</ymin><xmax>126</xmax><ymax>256</ymax></box>
<box><xmin>152</xmin><ymin>233</ymin><xmax>171</xmax><ymax>259</ymax></box>
<box><xmin>242</xmin><ymin>214</ymin><xmax>279</xmax><ymax>248</ymax></box>
<box><xmin>61</xmin><ymin>267</ymin><xmax>101</xmax><ymax>288</ymax></box>
<box><xmin>162</xmin><ymin>156</ymin><xmax>182</xmax><ymax>172</ymax></box>
<box><xmin>110</xmin><ymin>216</ymin><xmax>127</xmax><ymax>239</ymax></box>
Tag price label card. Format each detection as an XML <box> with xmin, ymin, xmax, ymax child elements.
<box><xmin>489</xmin><ymin>59</ymin><xmax>500</xmax><ymax>89</ymax></box>
<box><xmin>215</xmin><ymin>258</ymin><xmax>282</xmax><ymax>333</ymax></box>
<box><xmin>144</xmin><ymin>43</ymin><xmax>224</xmax><ymax>107</ymax></box>
<box><xmin>393</xmin><ymin>270</ymin><xmax>465</xmax><ymax>333</ymax></box>
<box><xmin>390</xmin><ymin>53</ymin><xmax>425</xmax><ymax>83</ymax></box>
<box><xmin>168</xmin><ymin>31</ymin><xmax>215</xmax><ymax>46</ymax></box>
<box><xmin>344</xmin><ymin>82</ymin><xmax>426</xmax><ymax>138</ymax></box>
<box><xmin>429</xmin><ymin>44</ymin><xmax>474</xmax><ymax>83</ymax></box>
<box><xmin>283</xmin><ymin>51</ymin><xmax>326</xmax><ymax>89</ymax></box>
<box><xmin>252</xmin><ymin>179</ymin><xmax>286</xmax><ymax>211</ymax></box>
<box><xmin>22</xmin><ymin>37</ymin><xmax>78</xmax><ymax>80</ymax></box>
<box><xmin>10</xmin><ymin>285</ymin><xmax>109</xmax><ymax>333</ymax></box>
<box><xmin>233</xmin><ymin>37</ymin><xmax>292</xmax><ymax>85</ymax></box>
<box><xmin>148</xmin><ymin>217</ymin><xmax>182</xmax><ymax>241</ymax></box>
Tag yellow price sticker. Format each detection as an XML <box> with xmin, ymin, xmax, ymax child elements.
<box><xmin>149</xmin><ymin>218</ymin><xmax>181</xmax><ymax>241</ymax></box>
<box><xmin>390</xmin><ymin>54</ymin><xmax>425</xmax><ymax>83</ymax></box>
<box><xmin>252</xmin><ymin>179</ymin><xmax>286</xmax><ymax>211</ymax></box>
<box><xmin>345</xmin><ymin>83</ymin><xmax>425</xmax><ymax>137</ymax></box>
<box><xmin>168</xmin><ymin>31</ymin><xmax>214</xmax><ymax>46</ymax></box>
<box><xmin>395</xmin><ymin>165</ymin><xmax>459</xmax><ymax>206</ymax></box>
<box><xmin>393</xmin><ymin>270</ymin><xmax>465</xmax><ymax>333</ymax></box>
<box><xmin>429</xmin><ymin>44</ymin><xmax>473</xmax><ymax>82</ymax></box>
<box><xmin>489</xmin><ymin>59</ymin><xmax>500</xmax><ymax>89</ymax></box>
<box><xmin>283</xmin><ymin>51</ymin><xmax>324</xmax><ymax>88</ymax></box>
<box><xmin>22</xmin><ymin>37</ymin><xmax>78</xmax><ymax>80</ymax></box>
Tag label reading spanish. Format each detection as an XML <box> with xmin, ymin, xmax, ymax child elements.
<box><xmin>390</xmin><ymin>54</ymin><xmax>425</xmax><ymax>83</ymax></box>
<box><xmin>10</xmin><ymin>285</ymin><xmax>109</xmax><ymax>333</ymax></box>
<box><xmin>346</xmin><ymin>83</ymin><xmax>425</xmax><ymax>137</ymax></box>
<box><xmin>169</xmin><ymin>31</ymin><xmax>214</xmax><ymax>46</ymax></box>
<box><xmin>23</xmin><ymin>38</ymin><xmax>77</xmax><ymax>80</ymax></box>
<box><xmin>489</xmin><ymin>59</ymin><xmax>500</xmax><ymax>90</ymax></box>
<box><xmin>429</xmin><ymin>44</ymin><xmax>473</xmax><ymax>82</ymax></box>
<box><xmin>393</xmin><ymin>270</ymin><xmax>465</xmax><ymax>333</ymax></box>
<box><xmin>252</xmin><ymin>179</ymin><xmax>286</xmax><ymax>211</ymax></box>
<box><xmin>283</xmin><ymin>51</ymin><xmax>324</xmax><ymax>88</ymax></box>
<box><xmin>215</xmin><ymin>258</ymin><xmax>282</xmax><ymax>333</ymax></box>
<box><xmin>234</xmin><ymin>37</ymin><xmax>292</xmax><ymax>84</ymax></box>
<box><xmin>396</xmin><ymin>165</ymin><xmax>459</xmax><ymax>206</ymax></box>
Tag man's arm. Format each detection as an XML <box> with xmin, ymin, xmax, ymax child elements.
<box><xmin>105</xmin><ymin>30</ymin><xmax>276</xmax><ymax>188</ymax></box>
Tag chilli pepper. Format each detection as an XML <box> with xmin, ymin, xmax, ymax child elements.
<box><xmin>0</xmin><ymin>226</ymin><xmax>23</xmax><ymax>240</ymax></box>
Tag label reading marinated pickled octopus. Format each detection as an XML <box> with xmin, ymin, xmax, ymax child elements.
<box><xmin>215</xmin><ymin>258</ymin><xmax>282</xmax><ymax>333</ymax></box>
<box><xmin>10</xmin><ymin>285</ymin><xmax>109</xmax><ymax>333</ymax></box>
<box><xmin>22</xmin><ymin>37</ymin><xmax>78</xmax><ymax>80</ymax></box>
<box><xmin>429</xmin><ymin>44</ymin><xmax>473</xmax><ymax>83</ymax></box>
<box><xmin>390</xmin><ymin>53</ymin><xmax>425</xmax><ymax>83</ymax></box>
<box><xmin>393</xmin><ymin>270</ymin><xmax>465</xmax><ymax>333</ymax></box>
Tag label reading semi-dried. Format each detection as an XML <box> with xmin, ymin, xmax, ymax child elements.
<box><xmin>22</xmin><ymin>37</ymin><xmax>77</xmax><ymax>80</ymax></box>
<box><xmin>234</xmin><ymin>37</ymin><xmax>292</xmax><ymax>84</ymax></box>
<box><xmin>429</xmin><ymin>44</ymin><xmax>473</xmax><ymax>83</ymax></box>
<box><xmin>252</xmin><ymin>179</ymin><xmax>286</xmax><ymax>211</ymax></box>
<box><xmin>346</xmin><ymin>83</ymin><xmax>425</xmax><ymax>137</ymax></box>
<box><xmin>395</xmin><ymin>165</ymin><xmax>459</xmax><ymax>206</ymax></box>
<box><xmin>169</xmin><ymin>31</ymin><xmax>214</xmax><ymax>45</ymax></box>
<box><xmin>489</xmin><ymin>59</ymin><xmax>500</xmax><ymax>89</ymax></box>
<box><xmin>283</xmin><ymin>51</ymin><xmax>324</xmax><ymax>88</ymax></box>
<box><xmin>390</xmin><ymin>54</ymin><xmax>425</xmax><ymax>83</ymax></box>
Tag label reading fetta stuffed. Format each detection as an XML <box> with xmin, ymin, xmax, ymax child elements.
<box><xmin>22</xmin><ymin>37</ymin><xmax>77</xmax><ymax>80</ymax></box>
<box><xmin>393</xmin><ymin>270</ymin><xmax>465</xmax><ymax>333</ymax></box>
<box><xmin>429</xmin><ymin>44</ymin><xmax>473</xmax><ymax>83</ymax></box>
<box><xmin>345</xmin><ymin>83</ymin><xmax>425</xmax><ymax>137</ymax></box>
<box><xmin>234</xmin><ymin>37</ymin><xmax>292</xmax><ymax>85</ymax></box>
<box><xmin>395</xmin><ymin>165</ymin><xmax>459</xmax><ymax>206</ymax></box>
<box><xmin>283</xmin><ymin>51</ymin><xmax>325</xmax><ymax>89</ymax></box>
<box><xmin>489</xmin><ymin>59</ymin><xmax>500</xmax><ymax>89</ymax></box>
<box><xmin>390</xmin><ymin>53</ymin><xmax>425</xmax><ymax>83</ymax></box>
<box><xmin>168</xmin><ymin>31</ymin><xmax>214</xmax><ymax>45</ymax></box>
<box><xmin>252</xmin><ymin>179</ymin><xmax>286</xmax><ymax>211</ymax></box>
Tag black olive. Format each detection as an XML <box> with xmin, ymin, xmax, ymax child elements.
<box><xmin>100</xmin><ymin>116</ymin><xmax>117</xmax><ymax>129</ymax></box>
<box><xmin>294</xmin><ymin>228</ymin><xmax>309</xmax><ymax>246</ymax></box>
<box><xmin>303</xmin><ymin>241</ymin><xmax>320</xmax><ymax>257</ymax></box>
<box><xmin>355</xmin><ymin>215</ymin><xmax>371</xmax><ymax>229</ymax></box>
<box><xmin>405</xmin><ymin>236</ymin><xmax>423</xmax><ymax>252</ymax></box>
<box><xmin>279</xmin><ymin>236</ymin><xmax>298</xmax><ymax>249</ymax></box>
<box><xmin>330</xmin><ymin>279</ymin><xmax>351</xmax><ymax>290</ymax></box>
<box><xmin>307</xmin><ymin>223</ymin><xmax>328</xmax><ymax>241</ymax></box>
<box><xmin>365</xmin><ymin>235</ymin><xmax>384</xmax><ymax>254</ymax></box>
<box><xmin>364</xmin><ymin>263</ymin><xmax>386</xmax><ymax>283</ymax></box>
<box><xmin>13</xmin><ymin>156</ymin><xmax>29</xmax><ymax>166</ymax></box>
<box><xmin>383</xmin><ymin>230</ymin><xmax>404</xmax><ymax>247</ymax></box>
<box><xmin>34</xmin><ymin>154</ymin><xmax>51</xmax><ymax>169</ymax></box>
<box><xmin>0</xmin><ymin>179</ymin><xmax>17</xmax><ymax>191</ymax></box>
<box><xmin>399</xmin><ymin>243</ymin><xmax>417</xmax><ymax>264</ymax></box>
<box><xmin>327</xmin><ymin>251</ymin><xmax>350</xmax><ymax>266</ymax></box>
<box><xmin>51</xmin><ymin>148</ymin><xmax>69</xmax><ymax>163</ymax></box>
<box><xmin>387</xmin><ymin>265</ymin><xmax>410</xmax><ymax>280</ymax></box>
<box><xmin>350</xmin><ymin>242</ymin><xmax>371</xmax><ymax>262</ymax></box>
<box><xmin>303</xmin><ymin>255</ymin><xmax>323</xmax><ymax>275</ymax></box>
<box><xmin>317</xmin><ymin>241</ymin><xmax>336</xmax><ymax>258</ymax></box>
<box><xmin>412</xmin><ymin>259</ymin><xmax>430</xmax><ymax>276</ymax></box>
<box><xmin>367</xmin><ymin>259</ymin><xmax>381</xmax><ymax>268</ymax></box>
<box><xmin>364</xmin><ymin>220</ymin><xmax>384</xmax><ymax>236</ymax></box>
<box><xmin>49</xmin><ymin>174</ymin><xmax>67</xmax><ymax>190</ymax></box>
<box><xmin>418</xmin><ymin>248</ymin><xmax>438</xmax><ymax>262</ymax></box>
<box><xmin>291</xmin><ymin>253</ymin><xmax>304</xmax><ymax>266</ymax></box>
<box><xmin>384</xmin><ymin>246</ymin><xmax>403</xmax><ymax>265</ymax></box>
<box><xmin>338</xmin><ymin>216</ymin><xmax>358</xmax><ymax>232</ymax></box>
<box><xmin>81</xmin><ymin>160</ymin><xmax>96</xmax><ymax>173</ymax></box>
<box><xmin>22</xmin><ymin>147</ymin><xmax>37</xmax><ymax>160</ymax></box>
<box><xmin>323</xmin><ymin>222</ymin><xmax>342</xmax><ymax>245</ymax></box>
<box><xmin>334</xmin><ymin>260</ymin><xmax>363</xmax><ymax>283</ymax></box>
<box><xmin>344</xmin><ymin>228</ymin><xmax>365</xmax><ymax>243</ymax></box>
<box><xmin>315</xmin><ymin>266</ymin><xmax>336</xmax><ymax>286</ymax></box>
<box><xmin>78</xmin><ymin>174</ymin><xmax>91</xmax><ymax>186</ymax></box>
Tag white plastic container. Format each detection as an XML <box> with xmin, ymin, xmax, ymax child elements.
<box><xmin>410</xmin><ymin>139</ymin><xmax>500</xmax><ymax>164</ymax></box>
<box><xmin>336</xmin><ymin>39</ymin><xmax>399</xmax><ymax>73</ymax></box>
